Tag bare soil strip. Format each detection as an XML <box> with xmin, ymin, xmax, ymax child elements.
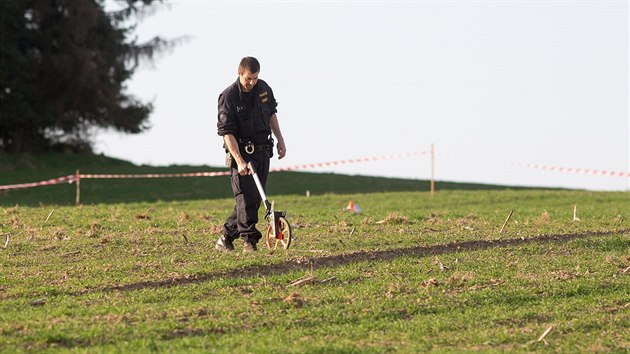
<box><xmin>76</xmin><ymin>228</ymin><xmax>629</xmax><ymax>295</ymax></box>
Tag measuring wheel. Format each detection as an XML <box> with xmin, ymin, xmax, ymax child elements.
<box><xmin>266</xmin><ymin>215</ymin><xmax>292</xmax><ymax>250</ymax></box>
<box><xmin>247</xmin><ymin>162</ymin><xmax>294</xmax><ymax>251</ymax></box>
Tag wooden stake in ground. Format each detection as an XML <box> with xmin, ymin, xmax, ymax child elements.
<box><xmin>287</xmin><ymin>275</ymin><xmax>317</xmax><ymax>288</ymax></box>
<box><xmin>430</xmin><ymin>143</ymin><xmax>435</xmax><ymax>196</ymax></box>
<box><xmin>537</xmin><ymin>325</ymin><xmax>554</xmax><ymax>344</ymax></box>
<box><xmin>44</xmin><ymin>209</ymin><xmax>55</xmax><ymax>223</ymax></box>
<box><xmin>75</xmin><ymin>170</ymin><xmax>81</xmax><ymax>206</ymax></box>
<box><xmin>320</xmin><ymin>276</ymin><xmax>336</xmax><ymax>284</ymax></box>
<box><xmin>572</xmin><ymin>205</ymin><xmax>580</xmax><ymax>222</ymax></box>
<box><xmin>499</xmin><ymin>210</ymin><xmax>514</xmax><ymax>234</ymax></box>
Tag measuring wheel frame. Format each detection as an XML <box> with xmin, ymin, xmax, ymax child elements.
<box><xmin>266</xmin><ymin>212</ymin><xmax>292</xmax><ymax>250</ymax></box>
<box><xmin>247</xmin><ymin>162</ymin><xmax>294</xmax><ymax>252</ymax></box>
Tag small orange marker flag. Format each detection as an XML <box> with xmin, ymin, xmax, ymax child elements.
<box><xmin>345</xmin><ymin>200</ymin><xmax>362</xmax><ymax>213</ymax></box>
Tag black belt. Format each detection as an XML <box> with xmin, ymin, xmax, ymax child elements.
<box><xmin>239</xmin><ymin>142</ymin><xmax>270</xmax><ymax>154</ymax></box>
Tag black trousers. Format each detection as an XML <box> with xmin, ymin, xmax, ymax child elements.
<box><xmin>222</xmin><ymin>149</ymin><xmax>270</xmax><ymax>244</ymax></box>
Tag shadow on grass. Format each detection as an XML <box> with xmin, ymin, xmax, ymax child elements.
<box><xmin>72</xmin><ymin>228</ymin><xmax>628</xmax><ymax>296</ymax></box>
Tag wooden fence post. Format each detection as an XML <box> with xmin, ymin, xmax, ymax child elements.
<box><xmin>75</xmin><ymin>170</ymin><xmax>80</xmax><ymax>206</ymax></box>
<box><xmin>430</xmin><ymin>143</ymin><xmax>435</xmax><ymax>196</ymax></box>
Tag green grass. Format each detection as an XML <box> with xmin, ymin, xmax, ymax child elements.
<box><xmin>0</xmin><ymin>153</ymin><xmax>628</xmax><ymax>352</ymax></box>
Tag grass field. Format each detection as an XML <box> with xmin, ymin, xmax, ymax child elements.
<box><xmin>0</xmin><ymin>154</ymin><xmax>628</xmax><ymax>352</ymax></box>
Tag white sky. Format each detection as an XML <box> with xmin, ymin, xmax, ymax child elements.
<box><xmin>97</xmin><ymin>0</ymin><xmax>629</xmax><ymax>191</ymax></box>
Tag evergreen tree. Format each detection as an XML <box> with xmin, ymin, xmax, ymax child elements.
<box><xmin>0</xmin><ymin>0</ymin><xmax>181</xmax><ymax>152</ymax></box>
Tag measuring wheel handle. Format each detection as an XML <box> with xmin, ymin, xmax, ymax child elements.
<box><xmin>266</xmin><ymin>212</ymin><xmax>292</xmax><ymax>251</ymax></box>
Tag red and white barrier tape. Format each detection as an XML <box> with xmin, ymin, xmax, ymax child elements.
<box><xmin>0</xmin><ymin>175</ymin><xmax>76</xmax><ymax>191</ymax></box>
<box><xmin>516</xmin><ymin>163</ymin><xmax>630</xmax><ymax>178</ymax></box>
<box><xmin>80</xmin><ymin>171</ymin><xmax>231</xmax><ymax>179</ymax></box>
<box><xmin>271</xmin><ymin>151</ymin><xmax>430</xmax><ymax>172</ymax></box>
<box><xmin>80</xmin><ymin>152</ymin><xmax>428</xmax><ymax>177</ymax></box>
<box><xmin>3</xmin><ymin>151</ymin><xmax>626</xmax><ymax>192</ymax></box>
<box><xmin>0</xmin><ymin>151</ymin><xmax>427</xmax><ymax>191</ymax></box>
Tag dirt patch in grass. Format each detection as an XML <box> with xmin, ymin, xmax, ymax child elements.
<box><xmin>68</xmin><ymin>228</ymin><xmax>630</xmax><ymax>295</ymax></box>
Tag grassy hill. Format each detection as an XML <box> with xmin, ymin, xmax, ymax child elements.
<box><xmin>0</xmin><ymin>153</ymin><xmax>538</xmax><ymax>206</ymax></box>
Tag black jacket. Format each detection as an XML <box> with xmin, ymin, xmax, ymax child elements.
<box><xmin>217</xmin><ymin>78</ymin><xmax>278</xmax><ymax>144</ymax></box>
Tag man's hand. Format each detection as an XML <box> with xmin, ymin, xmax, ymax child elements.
<box><xmin>236</xmin><ymin>160</ymin><xmax>250</xmax><ymax>176</ymax></box>
<box><xmin>224</xmin><ymin>134</ymin><xmax>250</xmax><ymax>176</ymax></box>
<box><xmin>269</xmin><ymin>114</ymin><xmax>286</xmax><ymax>160</ymax></box>
<box><xmin>277</xmin><ymin>139</ymin><xmax>286</xmax><ymax>160</ymax></box>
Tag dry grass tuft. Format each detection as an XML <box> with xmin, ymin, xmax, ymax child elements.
<box><xmin>539</xmin><ymin>210</ymin><xmax>550</xmax><ymax>223</ymax></box>
<box><xmin>283</xmin><ymin>292</ymin><xmax>305</xmax><ymax>307</ymax></box>
<box><xmin>449</xmin><ymin>271</ymin><xmax>477</xmax><ymax>285</ymax></box>
<box><xmin>423</xmin><ymin>278</ymin><xmax>440</xmax><ymax>287</ymax></box>
<box><xmin>360</xmin><ymin>217</ymin><xmax>373</xmax><ymax>225</ymax></box>
<box><xmin>3</xmin><ymin>206</ymin><xmax>19</xmax><ymax>214</ymax></box>
<box><xmin>376</xmin><ymin>213</ymin><xmax>410</xmax><ymax>225</ymax></box>
<box><xmin>427</xmin><ymin>212</ymin><xmax>441</xmax><ymax>225</ymax></box>
<box><xmin>86</xmin><ymin>222</ymin><xmax>102</xmax><ymax>238</ymax></box>
<box><xmin>208</xmin><ymin>224</ymin><xmax>223</xmax><ymax>234</ymax></box>
<box><xmin>178</xmin><ymin>212</ymin><xmax>190</xmax><ymax>224</ymax></box>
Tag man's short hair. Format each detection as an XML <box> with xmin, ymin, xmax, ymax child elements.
<box><xmin>238</xmin><ymin>56</ymin><xmax>260</xmax><ymax>75</ymax></box>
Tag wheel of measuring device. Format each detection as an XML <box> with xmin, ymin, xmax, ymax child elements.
<box><xmin>266</xmin><ymin>216</ymin><xmax>292</xmax><ymax>250</ymax></box>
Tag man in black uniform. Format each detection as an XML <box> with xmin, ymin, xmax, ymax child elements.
<box><xmin>216</xmin><ymin>57</ymin><xmax>287</xmax><ymax>252</ymax></box>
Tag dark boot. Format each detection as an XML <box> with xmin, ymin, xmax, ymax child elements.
<box><xmin>242</xmin><ymin>240</ymin><xmax>257</xmax><ymax>253</ymax></box>
<box><xmin>215</xmin><ymin>235</ymin><xmax>235</xmax><ymax>252</ymax></box>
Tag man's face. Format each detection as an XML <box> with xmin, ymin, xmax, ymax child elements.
<box><xmin>239</xmin><ymin>70</ymin><xmax>259</xmax><ymax>92</ymax></box>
